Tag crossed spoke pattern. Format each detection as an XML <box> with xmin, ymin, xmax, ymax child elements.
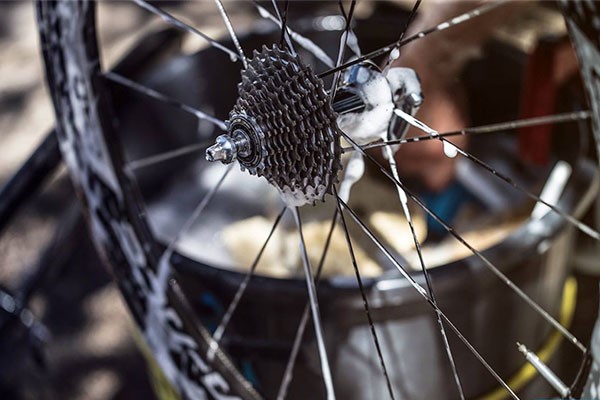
<box><xmin>356</xmin><ymin>110</ymin><xmax>592</xmax><ymax>151</ymax></box>
<box><xmin>104</xmin><ymin>1</ymin><xmax>595</xmax><ymax>399</ymax></box>
<box><xmin>342</xmin><ymin>129</ymin><xmax>587</xmax><ymax>352</ymax></box>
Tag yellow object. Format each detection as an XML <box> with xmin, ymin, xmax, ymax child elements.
<box><xmin>478</xmin><ymin>277</ymin><xmax>578</xmax><ymax>400</ymax></box>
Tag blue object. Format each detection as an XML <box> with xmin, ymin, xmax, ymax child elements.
<box><xmin>420</xmin><ymin>182</ymin><xmax>477</xmax><ymax>241</ymax></box>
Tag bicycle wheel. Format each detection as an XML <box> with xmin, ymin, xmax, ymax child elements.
<box><xmin>36</xmin><ymin>1</ymin><xmax>600</xmax><ymax>399</ymax></box>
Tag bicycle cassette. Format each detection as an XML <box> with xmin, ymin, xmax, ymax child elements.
<box><xmin>206</xmin><ymin>45</ymin><xmax>342</xmax><ymax>207</ymax></box>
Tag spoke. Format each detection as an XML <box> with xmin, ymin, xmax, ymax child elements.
<box><xmin>329</xmin><ymin>0</ymin><xmax>357</xmax><ymax>100</ymax></box>
<box><xmin>214</xmin><ymin>0</ymin><xmax>248</xmax><ymax>69</ymax></box>
<box><xmin>393</xmin><ymin>108</ymin><xmax>438</xmax><ymax>136</ymax></box>
<box><xmin>452</xmin><ymin>140</ymin><xmax>599</xmax><ymax>239</ymax></box>
<box><xmin>104</xmin><ymin>72</ymin><xmax>227</xmax><ymax>130</ymax></box>
<box><xmin>382</xmin><ymin>0</ymin><xmax>422</xmax><ymax>72</ymax></box>
<box><xmin>132</xmin><ymin>0</ymin><xmax>239</xmax><ymax>62</ymax></box>
<box><xmin>319</xmin><ymin>1</ymin><xmax>507</xmax><ymax>79</ymax></box>
<box><xmin>352</xmin><ymin>110</ymin><xmax>592</xmax><ymax>151</ymax></box>
<box><xmin>337</xmin><ymin>196</ymin><xmax>520</xmax><ymax>400</ymax></box>
<box><xmin>157</xmin><ymin>165</ymin><xmax>233</xmax><ymax>285</ymax></box>
<box><xmin>342</xmin><ymin>130</ymin><xmax>588</xmax><ymax>354</ymax></box>
<box><xmin>277</xmin><ymin>209</ymin><xmax>338</xmax><ymax>400</ymax></box>
<box><xmin>291</xmin><ymin>207</ymin><xmax>336</xmax><ymax>400</ymax></box>
<box><xmin>125</xmin><ymin>141</ymin><xmax>212</xmax><ymax>171</ymax></box>
<box><xmin>337</xmin><ymin>0</ymin><xmax>361</xmax><ymax>57</ymax></box>
<box><xmin>253</xmin><ymin>2</ymin><xmax>333</xmax><ymax>67</ymax></box>
<box><xmin>333</xmin><ymin>187</ymin><xmax>396</xmax><ymax>400</ymax></box>
<box><xmin>382</xmin><ymin>146</ymin><xmax>465</xmax><ymax>400</ymax></box>
<box><xmin>278</xmin><ymin>306</ymin><xmax>310</xmax><ymax>400</ymax></box>
<box><xmin>272</xmin><ymin>0</ymin><xmax>295</xmax><ymax>54</ymax></box>
<box><xmin>206</xmin><ymin>206</ymin><xmax>287</xmax><ymax>362</ymax></box>
<box><xmin>393</xmin><ymin>108</ymin><xmax>600</xmax><ymax>241</ymax></box>
<box><xmin>274</xmin><ymin>0</ymin><xmax>287</xmax><ymax>43</ymax></box>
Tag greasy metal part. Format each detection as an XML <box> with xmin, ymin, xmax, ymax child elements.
<box><xmin>204</xmin><ymin>56</ymin><xmax>422</xmax><ymax>207</ymax></box>
<box><xmin>332</xmin><ymin>90</ymin><xmax>365</xmax><ymax>114</ymax></box>
<box><xmin>336</xmin><ymin>61</ymin><xmax>382</xmax><ymax>116</ymax></box>
<box><xmin>335</xmin><ymin>62</ymin><xmax>381</xmax><ymax>115</ymax></box>
<box><xmin>517</xmin><ymin>342</ymin><xmax>571</xmax><ymax>398</ymax></box>
<box><xmin>334</xmin><ymin>61</ymin><xmax>423</xmax><ymax>146</ymax></box>
<box><xmin>389</xmin><ymin>91</ymin><xmax>423</xmax><ymax>140</ymax></box>
<box><xmin>206</xmin><ymin>44</ymin><xmax>342</xmax><ymax>206</ymax></box>
<box><xmin>386</xmin><ymin>67</ymin><xmax>423</xmax><ymax>142</ymax></box>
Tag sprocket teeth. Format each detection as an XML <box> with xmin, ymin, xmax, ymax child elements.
<box><xmin>229</xmin><ymin>44</ymin><xmax>342</xmax><ymax>206</ymax></box>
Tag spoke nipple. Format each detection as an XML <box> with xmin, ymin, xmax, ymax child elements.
<box><xmin>517</xmin><ymin>341</ymin><xmax>570</xmax><ymax>398</ymax></box>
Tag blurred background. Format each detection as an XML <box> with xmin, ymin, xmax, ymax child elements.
<box><xmin>0</xmin><ymin>2</ymin><xmax>167</xmax><ymax>398</ymax></box>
